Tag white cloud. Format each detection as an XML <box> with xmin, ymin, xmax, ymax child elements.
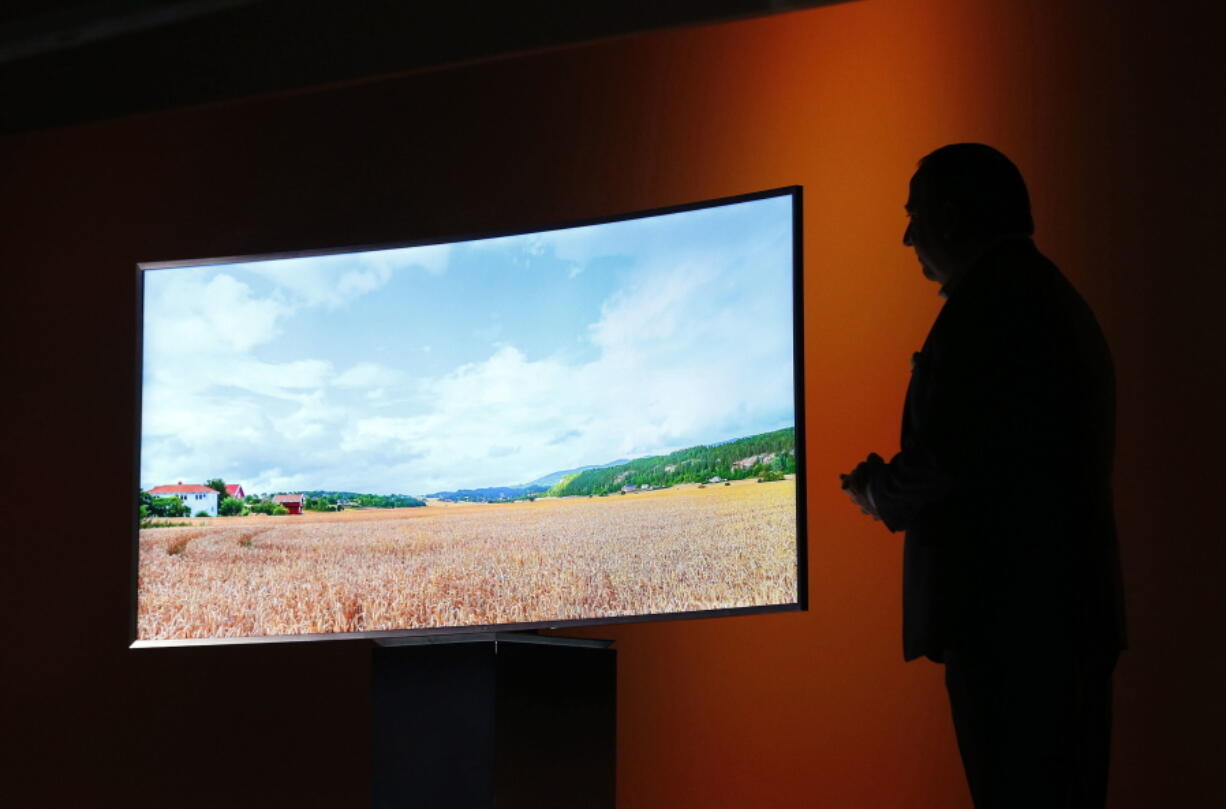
<box><xmin>231</xmin><ymin>242</ymin><xmax>450</xmax><ymax>311</ymax></box>
<box><xmin>234</xmin><ymin>358</ymin><xmax>333</xmax><ymax>395</ymax></box>
<box><xmin>335</xmin><ymin>264</ymin><xmax>392</xmax><ymax>299</ymax></box>
<box><xmin>333</xmin><ymin>361</ymin><xmax>400</xmax><ymax>389</ymax></box>
<box><xmin>472</xmin><ymin>316</ymin><xmax>503</xmax><ymax>342</ymax></box>
<box><xmin>589</xmin><ymin>261</ymin><xmax>709</xmax><ymax>355</ymax></box>
<box><xmin>385</xmin><ymin>243</ymin><xmax>451</xmax><ymax>275</ymax></box>
<box><xmin>144</xmin><ymin>271</ymin><xmax>286</xmax><ymax>360</ymax></box>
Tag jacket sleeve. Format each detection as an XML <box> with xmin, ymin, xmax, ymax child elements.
<box><xmin>868</xmin><ymin>275</ymin><xmax>1058</xmax><ymax>534</ymax></box>
<box><xmin>869</xmin><ymin>446</ymin><xmax>955</xmax><ymax>534</ymax></box>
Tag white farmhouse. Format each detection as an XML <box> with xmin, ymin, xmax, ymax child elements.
<box><xmin>147</xmin><ymin>483</ymin><xmax>219</xmax><ymax>517</ymax></box>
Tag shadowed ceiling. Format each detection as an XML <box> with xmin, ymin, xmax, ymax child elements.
<box><xmin>0</xmin><ymin>0</ymin><xmax>853</xmax><ymax>134</ymax></box>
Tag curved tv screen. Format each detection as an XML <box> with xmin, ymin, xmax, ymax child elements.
<box><xmin>132</xmin><ymin>187</ymin><xmax>805</xmax><ymax>646</ymax></box>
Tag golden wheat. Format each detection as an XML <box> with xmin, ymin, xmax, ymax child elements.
<box><xmin>136</xmin><ymin>478</ymin><xmax>799</xmax><ymax>640</ymax></box>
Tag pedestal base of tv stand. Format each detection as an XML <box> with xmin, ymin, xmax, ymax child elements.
<box><xmin>372</xmin><ymin>635</ymin><xmax>616</xmax><ymax>809</ymax></box>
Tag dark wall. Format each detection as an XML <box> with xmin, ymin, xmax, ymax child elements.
<box><xmin>3</xmin><ymin>1</ymin><xmax>1222</xmax><ymax>807</ymax></box>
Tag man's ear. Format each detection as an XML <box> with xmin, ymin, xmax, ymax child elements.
<box><xmin>939</xmin><ymin>200</ymin><xmax>961</xmax><ymax>241</ymax></box>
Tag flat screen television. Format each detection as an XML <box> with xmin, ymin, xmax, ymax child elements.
<box><xmin>131</xmin><ymin>186</ymin><xmax>806</xmax><ymax>647</ymax></box>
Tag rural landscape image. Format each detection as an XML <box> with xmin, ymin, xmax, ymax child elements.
<box><xmin>137</xmin><ymin>194</ymin><xmax>799</xmax><ymax>641</ymax></box>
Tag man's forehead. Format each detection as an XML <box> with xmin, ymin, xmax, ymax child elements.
<box><xmin>906</xmin><ymin>172</ymin><xmax>925</xmax><ymax>207</ymax></box>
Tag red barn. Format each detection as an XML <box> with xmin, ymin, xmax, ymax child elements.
<box><xmin>272</xmin><ymin>493</ymin><xmax>304</xmax><ymax>515</ymax></box>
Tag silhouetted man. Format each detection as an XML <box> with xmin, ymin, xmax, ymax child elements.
<box><xmin>841</xmin><ymin>144</ymin><xmax>1126</xmax><ymax>809</ymax></box>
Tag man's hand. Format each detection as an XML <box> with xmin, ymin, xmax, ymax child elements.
<box><xmin>840</xmin><ymin>453</ymin><xmax>886</xmax><ymax>521</ymax></box>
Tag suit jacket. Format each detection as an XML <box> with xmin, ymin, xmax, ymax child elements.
<box><xmin>869</xmin><ymin>237</ymin><xmax>1127</xmax><ymax>662</ymax></box>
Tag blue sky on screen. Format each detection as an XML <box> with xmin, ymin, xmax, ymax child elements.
<box><xmin>140</xmin><ymin>194</ymin><xmax>796</xmax><ymax>495</ymax></box>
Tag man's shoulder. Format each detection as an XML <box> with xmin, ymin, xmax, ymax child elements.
<box><xmin>928</xmin><ymin>241</ymin><xmax>1077</xmax><ymax>357</ymax></box>
<box><xmin>950</xmin><ymin>240</ymin><xmax>1109</xmax><ymax>369</ymax></box>
<box><xmin>953</xmin><ymin>239</ymin><xmax>1074</xmax><ymax>316</ymax></box>
<box><xmin>970</xmin><ymin>237</ymin><xmax>1055</xmax><ymax>287</ymax></box>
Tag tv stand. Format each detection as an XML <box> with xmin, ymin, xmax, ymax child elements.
<box><xmin>375</xmin><ymin>630</ymin><xmax>614</xmax><ymax>649</ymax></box>
<box><xmin>372</xmin><ymin>634</ymin><xmax>616</xmax><ymax>809</ymax></box>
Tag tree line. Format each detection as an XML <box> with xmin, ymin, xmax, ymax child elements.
<box><xmin>297</xmin><ymin>491</ymin><xmax>426</xmax><ymax>511</ymax></box>
<box><xmin>137</xmin><ymin>479</ymin><xmax>426</xmax><ymax>521</ymax></box>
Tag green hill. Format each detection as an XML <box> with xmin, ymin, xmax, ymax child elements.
<box><xmin>547</xmin><ymin>427</ymin><xmax>796</xmax><ymax>497</ymax></box>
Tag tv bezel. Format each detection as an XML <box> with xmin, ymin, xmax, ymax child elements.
<box><xmin>130</xmin><ymin>185</ymin><xmax>808</xmax><ymax>648</ymax></box>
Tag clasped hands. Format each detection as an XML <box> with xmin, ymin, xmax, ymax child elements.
<box><xmin>840</xmin><ymin>452</ymin><xmax>885</xmax><ymax>521</ymax></box>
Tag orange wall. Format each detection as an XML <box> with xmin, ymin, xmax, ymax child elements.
<box><xmin>3</xmin><ymin>1</ymin><xmax>1223</xmax><ymax>807</ymax></box>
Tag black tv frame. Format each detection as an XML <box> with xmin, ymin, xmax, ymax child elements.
<box><xmin>130</xmin><ymin>185</ymin><xmax>807</xmax><ymax>648</ymax></box>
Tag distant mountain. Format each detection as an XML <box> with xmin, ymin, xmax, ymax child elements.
<box><xmin>423</xmin><ymin>484</ymin><xmax>549</xmax><ymax>503</ymax></box>
<box><xmin>519</xmin><ymin>459</ymin><xmax>629</xmax><ymax>489</ymax></box>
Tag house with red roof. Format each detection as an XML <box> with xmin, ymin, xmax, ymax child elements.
<box><xmin>147</xmin><ymin>482</ymin><xmax>219</xmax><ymax>517</ymax></box>
<box><xmin>272</xmin><ymin>493</ymin><xmax>305</xmax><ymax>515</ymax></box>
<box><xmin>225</xmin><ymin>484</ymin><xmax>245</xmax><ymax>500</ymax></box>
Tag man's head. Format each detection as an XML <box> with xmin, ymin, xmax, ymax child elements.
<box><xmin>903</xmin><ymin>143</ymin><xmax>1033</xmax><ymax>289</ymax></box>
